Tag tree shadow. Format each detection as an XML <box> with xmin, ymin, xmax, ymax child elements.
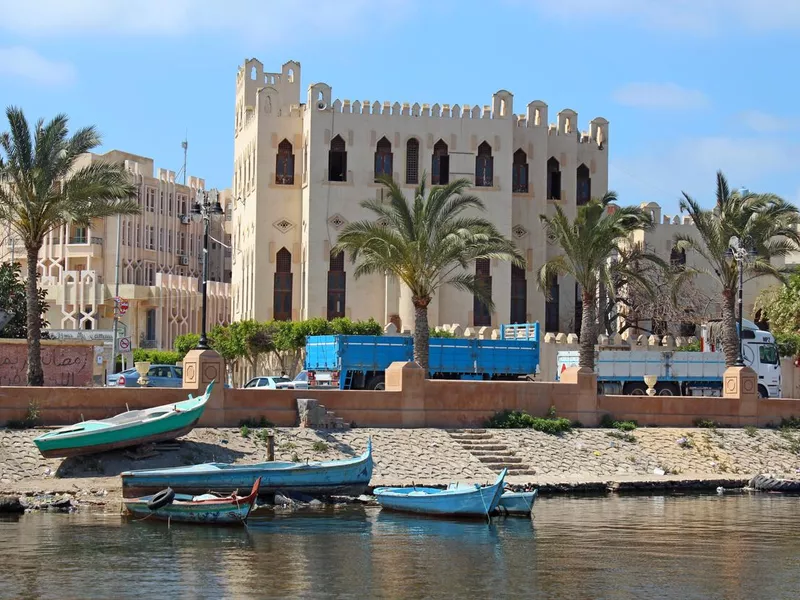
<box><xmin>54</xmin><ymin>440</ymin><xmax>248</xmax><ymax>478</ymax></box>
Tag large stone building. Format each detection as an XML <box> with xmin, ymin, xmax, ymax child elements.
<box><xmin>231</xmin><ymin>58</ymin><xmax>609</xmax><ymax>332</ymax></box>
<box><xmin>1</xmin><ymin>150</ymin><xmax>232</xmax><ymax>353</ymax></box>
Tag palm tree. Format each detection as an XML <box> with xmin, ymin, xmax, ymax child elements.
<box><xmin>539</xmin><ymin>192</ymin><xmax>662</xmax><ymax>370</ymax></box>
<box><xmin>674</xmin><ymin>171</ymin><xmax>800</xmax><ymax>367</ymax></box>
<box><xmin>0</xmin><ymin>107</ymin><xmax>139</xmax><ymax>385</ymax></box>
<box><xmin>334</xmin><ymin>174</ymin><xmax>524</xmax><ymax>370</ymax></box>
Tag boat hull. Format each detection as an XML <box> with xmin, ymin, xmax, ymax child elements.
<box><xmin>121</xmin><ymin>443</ymin><xmax>373</xmax><ymax>498</ymax></box>
<box><xmin>124</xmin><ymin>496</ymin><xmax>255</xmax><ymax>524</ymax></box>
<box><xmin>374</xmin><ymin>470</ymin><xmax>507</xmax><ymax>517</ymax></box>
<box><xmin>496</xmin><ymin>490</ymin><xmax>538</xmax><ymax>515</ymax></box>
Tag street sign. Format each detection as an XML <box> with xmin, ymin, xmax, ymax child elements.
<box><xmin>115</xmin><ymin>296</ymin><xmax>129</xmax><ymax>316</ymax></box>
<box><xmin>117</xmin><ymin>337</ymin><xmax>131</xmax><ymax>353</ymax></box>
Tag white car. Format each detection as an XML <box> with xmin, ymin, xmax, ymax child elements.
<box><xmin>243</xmin><ymin>376</ymin><xmax>291</xmax><ymax>389</ymax></box>
<box><xmin>274</xmin><ymin>370</ymin><xmax>334</xmax><ymax>389</ymax></box>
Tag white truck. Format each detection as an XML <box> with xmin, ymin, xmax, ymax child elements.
<box><xmin>556</xmin><ymin>319</ymin><xmax>781</xmax><ymax>398</ymax></box>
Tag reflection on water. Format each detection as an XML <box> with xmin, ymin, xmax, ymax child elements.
<box><xmin>1</xmin><ymin>494</ymin><xmax>799</xmax><ymax>599</ymax></box>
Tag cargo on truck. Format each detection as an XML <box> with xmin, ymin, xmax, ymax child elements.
<box><xmin>305</xmin><ymin>323</ymin><xmax>540</xmax><ymax>390</ymax></box>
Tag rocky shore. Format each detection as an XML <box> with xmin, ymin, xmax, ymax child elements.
<box><xmin>1</xmin><ymin>425</ymin><xmax>798</xmax><ymax>511</ymax></box>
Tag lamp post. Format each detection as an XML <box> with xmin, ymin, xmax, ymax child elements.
<box><xmin>191</xmin><ymin>189</ymin><xmax>224</xmax><ymax>349</ymax></box>
<box><xmin>729</xmin><ymin>236</ymin><xmax>748</xmax><ymax>367</ymax></box>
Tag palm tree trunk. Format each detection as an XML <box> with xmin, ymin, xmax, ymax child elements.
<box><xmin>25</xmin><ymin>244</ymin><xmax>45</xmax><ymax>386</ymax></box>
<box><xmin>579</xmin><ymin>290</ymin><xmax>596</xmax><ymax>370</ymax></box>
<box><xmin>721</xmin><ymin>288</ymin><xmax>740</xmax><ymax>367</ymax></box>
<box><xmin>412</xmin><ymin>297</ymin><xmax>430</xmax><ymax>371</ymax></box>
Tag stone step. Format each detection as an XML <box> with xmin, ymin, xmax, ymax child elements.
<box><xmin>477</xmin><ymin>456</ymin><xmax>523</xmax><ymax>464</ymax></box>
<box><xmin>480</xmin><ymin>462</ymin><xmax>530</xmax><ymax>471</ymax></box>
<box><xmin>458</xmin><ymin>444</ymin><xmax>509</xmax><ymax>452</ymax></box>
<box><xmin>449</xmin><ymin>433</ymin><xmax>493</xmax><ymax>441</ymax></box>
<box><xmin>507</xmin><ymin>469</ymin><xmax>537</xmax><ymax>477</ymax></box>
<box><xmin>471</xmin><ymin>451</ymin><xmax>515</xmax><ymax>458</ymax></box>
<box><xmin>450</xmin><ymin>429</ymin><xmax>487</xmax><ymax>434</ymax></box>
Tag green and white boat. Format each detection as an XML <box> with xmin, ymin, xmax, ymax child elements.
<box><xmin>33</xmin><ymin>383</ymin><xmax>213</xmax><ymax>458</ymax></box>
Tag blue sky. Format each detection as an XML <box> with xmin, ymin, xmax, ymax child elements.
<box><xmin>1</xmin><ymin>0</ymin><xmax>799</xmax><ymax>213</ymax></box>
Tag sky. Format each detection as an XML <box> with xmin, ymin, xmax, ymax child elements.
<box><xmin>1</xmin><ymin>0</ymin><xmax>799</xmax><ymax>213</ymax></box>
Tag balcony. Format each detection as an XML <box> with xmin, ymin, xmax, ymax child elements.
<box><xmin>66</xmin><ymin>236</ymin><xmax>104</xmax><ymax>258</ymax></box>
<box><xmin>140</xmin><ymin>339</ymin><xmax>158</xmax><ymax>349</ymax></box>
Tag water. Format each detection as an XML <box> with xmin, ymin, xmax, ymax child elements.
<box><xmin>1</xmin><ymin>494</ymin><xmax>798</xmax><ymax>599</ymax></box>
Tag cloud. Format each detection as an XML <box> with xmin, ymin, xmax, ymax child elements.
<box><xmin>611</xmin><ymin>136</ymin><xmax>800</xmax><ymax>209</ymax></box>
<box><xmin>738</xmin><ymin>110</ymin><xmax>800</xmax><ymax>133</ymax></box>
<box><xmin>0</xmin><ymin>46</ymin><xmax>76</xmax><ymax>85</ymax></box>
<box><xmin>612</xmin><ymin>83</ymin><xmax>710</xmax><ymax>110</ymax></box>
<box><xmin>0</xmin><ymin>0</ymin><xmax>412</xmax><ymax>41</ymax></box>
<box><xmin>507</xmin><ymin>0</ymin><xmax>800</xmax><ymax>34</ymax></box>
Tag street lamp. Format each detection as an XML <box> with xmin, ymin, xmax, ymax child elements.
<box><xmin>729</xmin><ymin>235</ymin><xmax>748</xmax><ymax>367</ymax></box>
<box><xmin>191</xmin><ymin>189</ymin><xmax>224</xmax><ymax>349</ymax></box>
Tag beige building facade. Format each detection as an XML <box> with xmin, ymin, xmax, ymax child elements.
<box><xmin>231</xmin><ymin>58</ymin><xmax>609</xmax><ymax>332</ymax></box>
<box><xmin>1</xmin><ymin>150</ymin><xmax>232</xmax><ymax>353</ymax></box>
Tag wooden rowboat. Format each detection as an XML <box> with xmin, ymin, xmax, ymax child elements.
<box><xmin>447</xmin><ymin>483</ymin><xmax>538</xmax><ymax>516</ymax></box>
<box><xmin>124</xmin><ymin>477</ymin><xmax>261</xmax><ymax>525</ymax></box>
<box><xmin>33</xmin><ymin>383</ymin><xmax>213</xmax><ymax>458</ymax></box>
<box><xmin>373</xmin><ymin>469</ymin><xmax>507</xmax><ymax>517</ymax></box>
<box><xmin>121</xmin><ymin>439</ymin><xmax>373</xmax><ymax>498</ymax></box>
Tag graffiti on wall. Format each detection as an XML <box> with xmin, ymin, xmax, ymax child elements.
<box><xmin>0</xmin><ymin>344</ymin><xmax>93</xmax><ymax>386</ymax></box>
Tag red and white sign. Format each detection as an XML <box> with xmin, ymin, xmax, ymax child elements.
<box><xmin>117</xmin><ymin>337</ymin><xmax>131</xmax><ymax>352</ymax></box>
<box><xmin>115</xmin><ymin>297</ymin><xmax>129</xmax><ymax>315</ymax></box>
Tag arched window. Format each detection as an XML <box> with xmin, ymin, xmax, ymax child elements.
<box><xmin>475</xmin><ymin>142</ymin><xmax>493</xmax><ymax>187</ymax></box>
<box><xmin>512</xmin><ymin>149</ymin><xmax>528</xmax><ymax>193</ymax></box>
<box><xmin>327</xmin><ymin>251</ymin><xmax>346</xmax><ymax>319</ymax></box>
<box><xmin>328</xmin><ymin>135</ymin><xmax>347</xmax><ymax>182</ymax></box>
<box><xmin>274</xmin><ymin>248</ymin><xmax>293</xmax><ymax>321</ymax></box>
<box><xmin>510</xmin><ymin>264</ymin><xmax>527</xmax><ymax>324</ymax></box>
<box><xmin>406</xmin><ymin>138</ymin><xmax>419</xmax><ymax>184</ymax></box>
<box><xmin>374</xmin><ymin>137</ymin><xmax>393</xmax><ymax>180</ymax></box>
<box><xmin>547</xmin><ymin>157</ymin><xmax>561</xmax><ymax>200</ymax></box>
<box><xmin>473</xmin><ymin>258</ymin><xmax>492</xmax><ymax>326</ymax></box>
<box><xmin>576</xmin><ymin>163</ymin><xmax>591</xmax><ymax>206</ymax></box>
<box><xmin>276</xmin><ymin>139</ymin><xmax>295</xmax><ymax>185</ymax></box>
<box><xmin>432</xmin><ymin>139</ymin><xmax>449</xmax><ymax>185</ymax></box>
<box><xmin>545</xmin><ymin>275</ymin><xmax>559</xmax><ymax>332</ymax></box>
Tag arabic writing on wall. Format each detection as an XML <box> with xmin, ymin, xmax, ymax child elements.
<box><xmin>0</xmin><ymin>344</ymin><xmax>93</xmax><ymax>386</ymax></box>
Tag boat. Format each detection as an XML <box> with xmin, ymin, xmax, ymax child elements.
<box><xmin>373</xmin><ymin>469</ymin><xmax>507</xmax><ymax>517</ymax></box>
<box><xmin>124</xmin><ymin>477</ymin><xmax>261</xmax><ymax>524</ymax></box>
<box><xmin>33</xmin><ymin>383</ymin><xmax>214</xmax><ymax>458</ymax></box>
<box><xmin>121</xmin><ymin>439</ymin><xmax>373</xmax><ymax>498</ymax></box>
<box><xmin>446</xmin><ymin>483</ymin><xmax>538</xmax><ymax>516</ymax></box>
<box><xmin>496</xmin><ymin>489</ymin><xmax>538</xmax><ymax>516</ymax></box>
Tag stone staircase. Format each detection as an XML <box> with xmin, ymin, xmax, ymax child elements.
<box><xmin>297</xmin><ymin>399</ymin><xmax>349</xmax><ymax>430</ymax></box>
<box><xmin>448</xmin><ymin>429</ymin><xmax>536</xmax><ymax>477</ymax></box>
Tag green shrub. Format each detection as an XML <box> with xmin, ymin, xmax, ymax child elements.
<box><xmin>312</xmin><ymin>441</ymin><xmax>330</xmax><ymax>453</ymax></box>
<box><xmin>744</xmin><ymin>425</ymin><xmax>758</xmax><ymax>437</ymax></box>
<box><xmin>780</xmin><ymin>416</ymin><xmax>800</xmax><ymax>429</ymax></box>
<box><xmin>775</xmin><ymin>334</ymin><xmax>800</xmax><ymax>358</ymax></box>
<box><xmin>606</xmin><ymin>430</ymin><xmax>637</xmax><ymax>444</ymax></box>
<box><xmin>6</xmin><ymin>401</ymin><xmax>41</xmax><ymax>430</ymax></box>
<box><xmin>430</xmin><ymin>329</ymin><xmax>455</xmax><ymax>338</ymax></box>
<box><xmin>131</xmin><ymin>348</ymin><xmax>182</xmax><ymax>365</ymax></box>
<box><xmin>600</xmin><ymin>413</ymin><xmax>637</xmax><ymax>431</ymax></box>
<box><xmin>239</xmin><ymin>416</ymin><xmax>274</xmax><ymax>428</ymax></box>
<box><xmin>485</xmin><ymin>410</ymin><xmax>572</xmax><ymax>434</ymax></box>
<box><xmin>240</xmin><ymin>425</ymin><xmax>250</xmax><ymax>438</ymax></box>
<box><xmin>680</xmin><ymin>340</ymin><xmax>702</xmax><ymax>352</ymax></box>
<box><xmin>694</xmin><ymin>419</ymin><xmax>720</xmax><ymax>429</ymax></box>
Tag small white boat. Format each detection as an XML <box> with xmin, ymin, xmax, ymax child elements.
<box><xmin>446</xmin><ymin>482</ymin><xmax>538</xmax><ymax>516</ymax></box>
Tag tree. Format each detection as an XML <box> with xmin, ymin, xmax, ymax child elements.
<box><xmin>0</xmin><ymin>107</ymin><xmax>139</xmax><ymax>385</ymax></box>
<box><xmin>539</xmin><ymin>193</ymin><xmax>662</xmax><ymax>370</ymax></box>
<box><xmin>674</xmin><ymin>171</ymin><xmax>800</xmax><ymax>366</ymax></box>
<box><xmin>173</xmin><ymin>333</ymin><xmax>201</xmax><ymax>359</ymax></box>
<box><xmin>334</xmin><ymin>174</ymin><xmax>524</xmax><ymax>369</ymax></box>
<box><xmin>0</xmin><ymin>261</ymin><xmax>48</xmax><ymax>338</ymax></box>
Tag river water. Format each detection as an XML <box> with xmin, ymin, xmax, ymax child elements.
<box><xmin>1</xmin><ymin>494</ymin><xmax>798</xmax><ymax>599</ymax></box>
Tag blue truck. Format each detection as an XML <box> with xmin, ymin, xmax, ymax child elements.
<box><xmin>304</xmin><ymin>323</ymin><xmax>540</xmax><ymax>390</ymax></box>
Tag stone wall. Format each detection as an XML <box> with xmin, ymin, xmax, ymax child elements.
<box><xmin>0</xmin><ymin>340</ymin><xmax>98</xmax><ymax>387</ymax></box>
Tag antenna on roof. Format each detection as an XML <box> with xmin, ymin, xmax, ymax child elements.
<box><xmin>177</xmin><ymin>133</ymin><xmax>188</xmax><ymax>185</ymax></box>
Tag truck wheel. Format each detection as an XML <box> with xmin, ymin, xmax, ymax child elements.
<box><xmin>757</xmin><ymin>385</ymin><xmax>768</xmax><ymax>399</ymax></box>
<box><xmin>366</xmin><ymin>375</ymin><xmax>386</xmax><ymax>391</ymax></box>
<box><xmin>623</xmin><ymin>382</ymin><xmax>648</xmax><ymax>396</ymax></box>
<box><xmin>656</xmin><ymin>383</ymin><xmax>680</xmax><ymax>396</ymax></box>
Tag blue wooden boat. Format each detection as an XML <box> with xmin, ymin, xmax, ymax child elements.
<box><xmin>447</xmin><ymin>483</ymin><xmax>538</xmax><ymax>516</ymax></box>
<box><xmin>373</xmin><ymin>469</ymin><xmax>507</xmax><ymax>517</ymax></box>
<box><xmin>121</xmin><ymin>439</ymin><xmax>373</xmax><ymax>498</ymax></box>
<box><xmin>33</xmin><ymin>383</ymin><xmax>213</xmax><ymax>458</ymax></box>
<box><xmin>124</xmin><ymin>477</ymin><xmax>261</xmax><ymax>525</ymax></box>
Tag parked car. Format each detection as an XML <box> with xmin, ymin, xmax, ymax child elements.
<box><xmin>242</xmin><ymin>376</ymin><xmax>291</xmax><ymax>389</ymax></box>
<box><xmin>274</xmin><ymin>370</ymin><xmax>333</xmax><ymax>390</ymax></box>
<box><xmin>107</xmin><ymin>364</ymin><xmax>184</xmax><ymax>388</ymax></box>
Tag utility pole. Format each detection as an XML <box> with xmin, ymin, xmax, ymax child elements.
<box><xmin>110</xmin><ymin>214</ymin><xmax>122</xmax><ymax>378</ymax></box>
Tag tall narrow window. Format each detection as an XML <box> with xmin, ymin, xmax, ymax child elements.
<box><xmin>432</xmin><ymin>140</ymin><xmax>449</xmax><ymax>185</ymax></box>
<box><xmin>274</xmin><ymin>248</ymin><xmax>293</xmax><ymax>321</ymax></box>
<box><xmin>374</xmin><ymin>137</ymin><xmax>393</xmax><ymax>180</ymax></box>
<box><xmin>547</xmin><ymin>157</ymin><xmax>561</xmax><ymax>200</ymax></box>
<box><xmin>512</xmin><ymin>149</ymin><xmax>529</xmax><ymax>193</ymax></box>
<box><xmin>545</xmin><ymin>275</ymin><xmax>560</xmax><ymax>332</ymax></box>
<box><xmin>327</xmin><ymin>251</ymin><xmax>346</xmax><ymax>320</ymax></box>
<box><xmin>328</xmin><ymin>135</ymin><xmax>347</xmax><ymax>182</ymax></box>
<box><xmin>473</xmin><ymin>258</ymin><xmax>492</xmax><ymax>326</ymax></box>
<box><xmin>576</xmin><ymin>163</ymin><xmax>591</xmax><ymax>206</ymax></box>
<box><xmin>670</xmin><ymin>247</ymin><xmax>686</xmax><ymax>269</ymax></box>
<box><xmin>276</xmin><ymin>139</ymin><xmax>295</xmax><ymax>185</ymax></box>
<box><xmin>510</xmin><ymin>264</ymin><xmax>527</xmax><ymax>324</ymax></box>
<box><xmin>145</xmin><ymin>309</ymin><xmax>157</xmax><ymax>343</ymax></box>
<box><xmin>406</xmin><ymin>138</ymin><xmax>419</xmax><ymax>184</ymax></box>
<box><xmin>475</xmin><ymin>142</ymin><xmax>493</xmax><ymax>187</ymax></box>
<box><xmin>574</xmin><ymin>283</ymin><xmax>583</xmax><ymax>338</ymax></box>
